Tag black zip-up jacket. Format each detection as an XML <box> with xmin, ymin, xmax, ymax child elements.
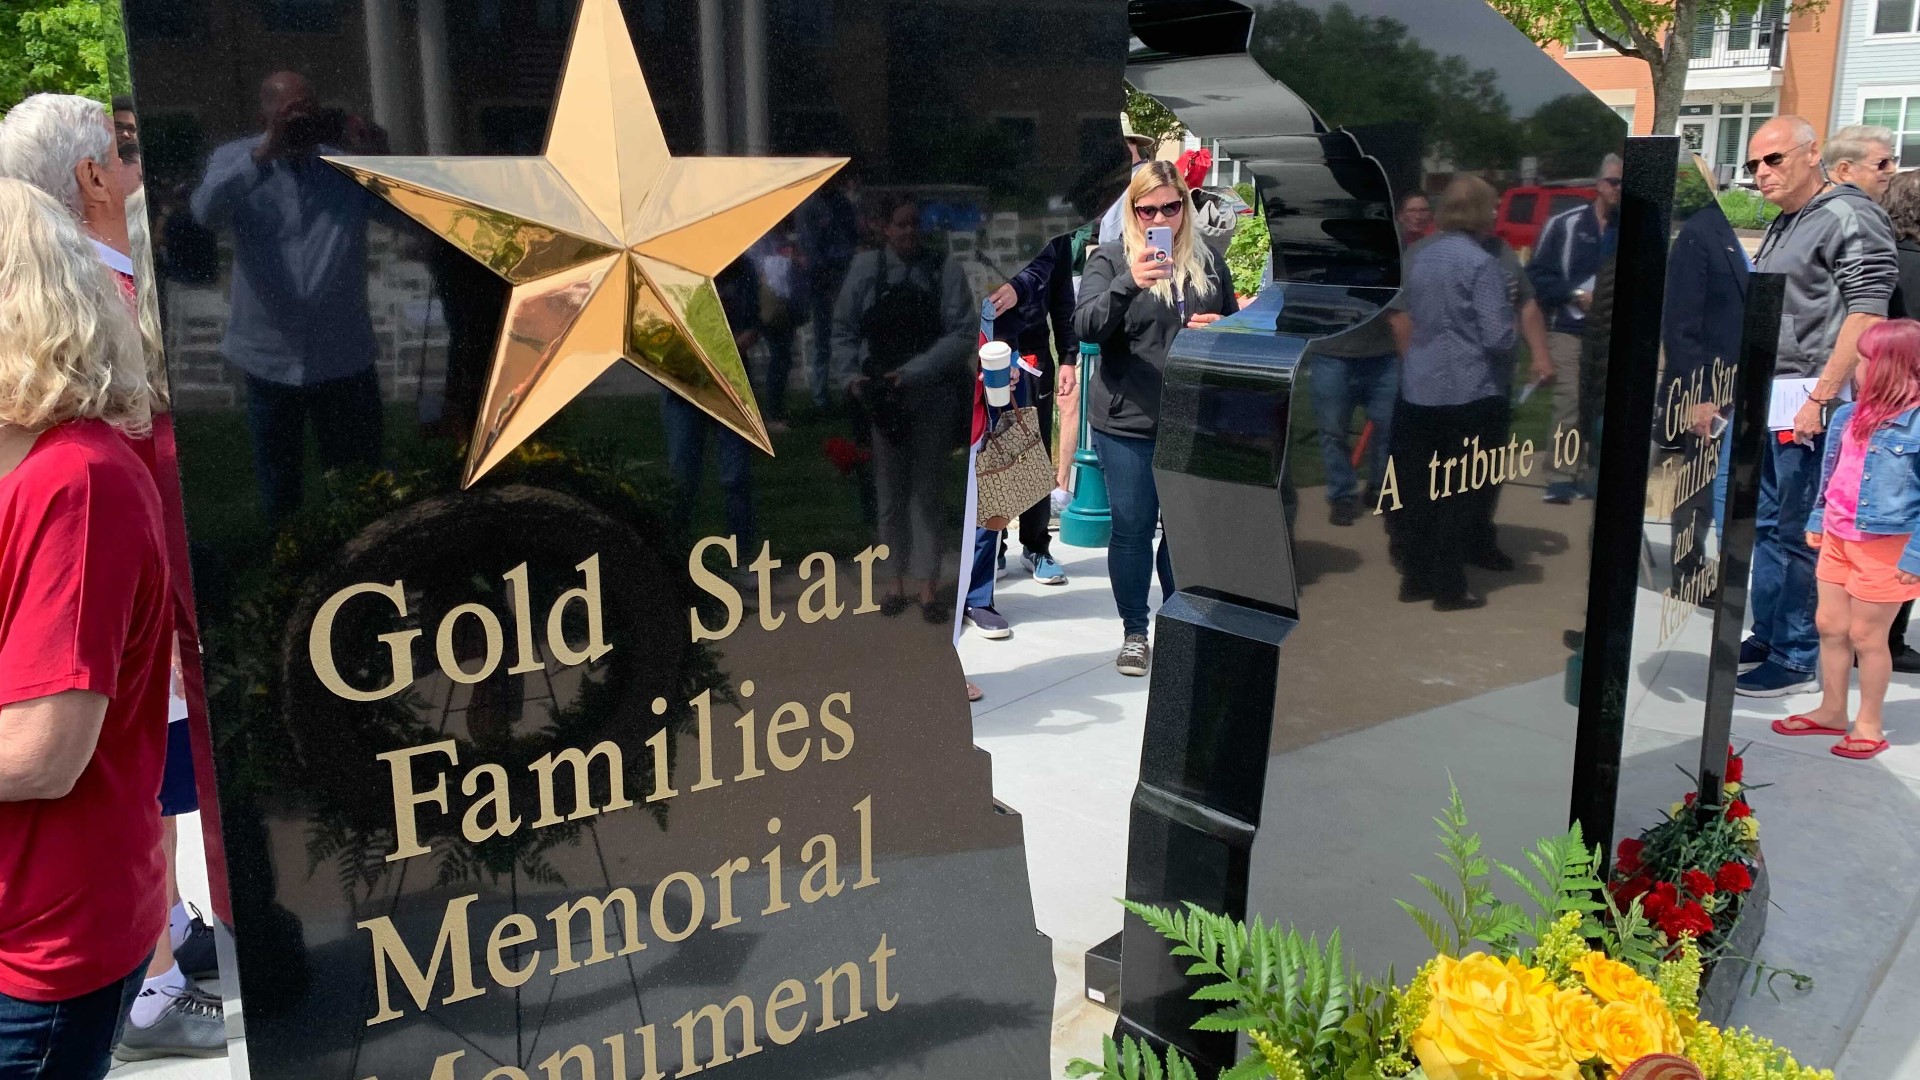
<box><xmin>1072</xmin><ymin>241</ymin><xmax>1237</xmax><ymax>439</ymax></box>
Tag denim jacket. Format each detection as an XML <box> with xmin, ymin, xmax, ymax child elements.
<box><xmin>1813</xmin><ymin>403</ymin><xmax>1920</xmax><ymax>574</ymax></box>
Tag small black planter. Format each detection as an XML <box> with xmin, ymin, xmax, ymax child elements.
<box><xmin>1698</xmin><ymin>852</ymin><xmax>1769</xmax><ymax>1026</ymax></box>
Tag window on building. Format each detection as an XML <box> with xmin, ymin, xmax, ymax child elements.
<box><xmin>1567</xmin><ymin>25</ymin><xmax>1608</xmax><ymax>52</ymax></box>
<box><xmin>1612</xmin><ymin>105</ymin><xmax>1636</xmax><ymax>131</ymax></box>
<box><xmin>258</xmin><ymin>0</ymin><xmax>341</xmax><ymax>33</ymax></box>
<box><xmin>1876</xmin><ymin>0</ymin><xmax>1919</xmax><ymax>34</ymax></box>
<box><xmin>1862</xmin><ymin>93</ymin><xmax>1920</xmax><ymax>165</ymax></box>
<box><xmin>125</xmin><ymin>0</ymin><xmax>206</xmax><ymax>37</ymax></box>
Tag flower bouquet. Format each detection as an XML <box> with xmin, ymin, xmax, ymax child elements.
<box><xmin>1608</xmin><ymin>745</ymin><xmax>1759</xmax><ymax>953</ymax></box>
<box><xmin>1066</xmin><ymin>782</ymin><xmax>1826</xmax><ymax>1080</ymax></box>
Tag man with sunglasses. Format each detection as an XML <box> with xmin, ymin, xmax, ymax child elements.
<box><xmin>1737</xmin><ymin>115</ymin><xmax>1901</xmax><ymax>698</ymax></box>
<box><xmin>1527</xmin><ymin>153</ymin><xmax>1622</xmax><ymax>504</ymax></box>
<box><xmin>1825</xmin><ymin>125</ymin><xmax>1899</xmax><ymax>204</ymax></box>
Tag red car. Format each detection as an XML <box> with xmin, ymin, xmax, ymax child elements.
<box><xmin>1495</xmin><ymin>183</ymin><xmax>1599</xmax><ymax>260</ymax></box>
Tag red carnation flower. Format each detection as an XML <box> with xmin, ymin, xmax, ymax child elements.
<box><xmin>1684</xmin><ymin>791</ymin><xmax>1698</xmax><ymax>806</ymax></box>
<box><xmin>1616</xmin><ymin>838</ymin><xmax>1645</xmax><ymax>875</ymax></box>
<box><xmin>1610</xmin><ymin>874</ymin><xmax>1653</xmax><ymax>910</ymax></box>
<box><xmin>1682</xmin><ymin>868</ymin><xmax>1717</xmax><ymax>897</ymax></box>
<box><xmin>1715</xmin><ymin>861</ymin><xmax>1754</xmax><ymax>894</ymax></box>
<box><xmin>1725</xmin><ymin>799</ymin><xmax>1753</xmax><ymax>820</ymax></box>
<box><xmin>1725</xmin><ymin>749</ymin><xmax>1745</xmax><ymax>784</ymax></box>
<box><xmin>1659</xmin><ymin>899</ymin><xmax>1716</xmax><ymax>941</ymax></box>
<box><xmin>1644</xmin><ymin>881</ymin><xmax>1679</xmax><ymax>918</ymax></box>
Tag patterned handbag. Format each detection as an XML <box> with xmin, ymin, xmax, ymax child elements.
<box><xmin>975</xmin><ymin>406</ymin><xmax>1055</xmax><ymax>530</ymax></box>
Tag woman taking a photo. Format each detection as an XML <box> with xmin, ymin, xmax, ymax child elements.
<box><xmin>1074</xmin><ymin>159</ymin><xmax>1237</xmax><ymax>676</ymax></box>
<box><xmin>0</xmin><ymin>177</ymin><xmax>172</xmax><ymax>1080</ymax></box>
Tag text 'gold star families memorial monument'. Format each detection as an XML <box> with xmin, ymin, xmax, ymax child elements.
<box><xmin>326</xmin><ymin>0</ymin><xmax>844</xmax><ymax>487</ymax></box>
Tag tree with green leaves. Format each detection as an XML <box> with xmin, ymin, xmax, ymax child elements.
<box><xmin>1250</xmin><ymin>1</ymin><xmax>1519</xmax><ymax>172</ymax></box>
<box><xmin>1125</xmin><ymin>83</ymin><xmax>1187</xmax><ymax>148</ymax></box>
<box><xmin>0</xmin><ymin>0</ymin><xmax>131</xmax><ymax>107</ymax></box>
<box><xmin>1489</xmin><ymin>0</ymin><xmax>1827</xmax><ymax>135</ymax></box>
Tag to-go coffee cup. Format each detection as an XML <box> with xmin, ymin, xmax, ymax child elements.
<box><xmin>979</xmin><ymin>342</ymin><xmax>1013</xmax><ymax>407</ymax></box>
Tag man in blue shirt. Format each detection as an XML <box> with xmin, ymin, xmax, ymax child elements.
<box><xmin>191</xmin><ymin>72</ymin><xmax>392</xmax><ymax>525</ymax></box>
<box><xmin>1527</xmin><ymin>153</ymin><xmax>1622</xmax><ymax>504</ymax></box>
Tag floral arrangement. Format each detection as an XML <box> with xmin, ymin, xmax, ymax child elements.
<box><xmin>1608</xmin><ymin>745</ymin><xmax>1760</xmax><ymax>952</ymax></box>
<box><xmin>1066</xmin><ymin>783</ymin><xmax>1826</xmax><ymax>1080</ymax></box>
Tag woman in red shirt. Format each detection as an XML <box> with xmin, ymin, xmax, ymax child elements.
<box><xmin>0</xmin><ymin>178</ymin><xmax>171</xmax><ymax>1080</ymax></box>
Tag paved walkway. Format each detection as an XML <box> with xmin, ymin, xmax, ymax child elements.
<box><xmin>141</xmin><ymin>538</ymin><xmax>1920</xmax><ymax>1079</ymax></box>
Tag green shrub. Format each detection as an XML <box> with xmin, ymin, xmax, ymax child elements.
<box><xmin>1718</xmin><ymin>188</ymin><xmax>1781</xmax><ymax>231</ymax></box>
<box><xmin>1225</xmin><ymin>181</ymin><xmax>1270</xmax><ymax>298</ymax></box>
<box><xmin>1674</xmin><ymin>166</ymin><xmax>1715</xmax><ymax>220</ymax></box>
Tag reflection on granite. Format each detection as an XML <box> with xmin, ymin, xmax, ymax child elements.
<box><xmin>122</xmin><ymin>0</ymin><xmax>1134</xmax><ymax>1075</ymax></box>
<box><xmin>1111</xmin><ymin>0</ymin><xmax>1638</xmax><ymax>1030</ymax></box>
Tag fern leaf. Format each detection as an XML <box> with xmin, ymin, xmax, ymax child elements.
<box><xmin>1219</xmin><ymin>1055</ymin><xmax>1270</xmax><ymax>1080</ymax></box>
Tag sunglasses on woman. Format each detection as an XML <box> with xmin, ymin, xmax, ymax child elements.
<box><xmin>1743</xmin><ymin>140</ymin><xmax>1811</xmax><ymax>177</ymax></box>
<box><xmin>1134</xmin><ymin>199</ymin><xmax>1184</xmax><ymax>221</ymax></box>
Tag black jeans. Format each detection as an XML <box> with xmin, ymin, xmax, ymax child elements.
<box><xmin>1387</xmin><ymin>396</ymin><xmax>1510</xmax><ymax>601</ymax></box>
<box><xmin>1014</xmin><ymin>390</ymin><xmax>1056</xmax><ymax>559</ymax></box>
<box><xmin>0</xmin><ymin>958</ymin><xmax>148</xmax><ymax>1080</ymax></box>
<box><xmin>244</xmin><ymin>368</ymin><xmax>384</xmax><ymax>525</ymax></box>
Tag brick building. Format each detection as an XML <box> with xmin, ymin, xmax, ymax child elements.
<box><xmin>1541</xmin><ymin>1</ymin><xmax>1849</xmax><ymax>183</ymax></box>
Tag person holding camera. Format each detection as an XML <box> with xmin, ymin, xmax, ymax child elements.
<box><xmin>191</xmin><ymin>72</ymin><xmax>398</xmax><ymax>526</ymax></box>
<box><xmin>1073</xmin><ymin>160</ymin><xmax>1237</xmax><ymax>677</ymax></box>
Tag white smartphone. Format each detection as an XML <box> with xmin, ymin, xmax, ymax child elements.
<box><xmin>1145</xmin><ymin>225</ymin><xmax>1172</xmax><ymax>263</ymax></box>
<box><xmin>1708</xmin><ymin>412</ymin><xmax>1730</xmax><ymax>439</ymax></box>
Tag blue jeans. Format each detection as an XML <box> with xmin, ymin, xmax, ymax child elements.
<box><xmin>661</xmin><ymin>392</ymin><xmax>756</xmax><ymax>550</ymax></box>
<box><xmin>0</xmin><ymin>959</ymin><xmax>147</xmax><ymax>1080</ymax></box>
<box><xmin>1749</xmin><ymin>434</ymin><xmax>1824</xmax><ymax>673</ymax></box>
<box><xmin>1093</xmin><ymin>429</ymin><xmax>1175</xmax><ymax>636</ymax></box>
<box><xmin>967</xmin><ymin>526</ymin><xmax>998</xmax><ymax>610</ymax></box>
<box><xmin>1308</xmin><ymin>352</ymin><xmax>1396</xmax><ymax>503</ymax></box>
<box><xmin>1711</xmin><ymin>418</ymin><xmax>1733</xmax><ymax>536</ymax></box>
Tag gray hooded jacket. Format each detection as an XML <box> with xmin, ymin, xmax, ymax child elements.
<box><xmin>1754</xmin><ymin>183</ymin><xmax>1899</xmax><ymax>379</ymax></box>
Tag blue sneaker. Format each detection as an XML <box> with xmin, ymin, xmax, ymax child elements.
<box><xmin>1735</xmin><ymin>660</ymin><xmax>1816</xmax><ymax>699</ymax></box>
<box><xmin>965</xmin><ymin>605</ymin><xmax>1012</xmax><ymax>639</ymax></box>
<box><xmin>1023</xmin><ymin>550</ymin><xmax>1067</xmax><ymax>585</ymax></box>
<box><xmin>1738</xmin><ymin>637</ymin><xmax>1771</xmax><ymax>674</ymax></box>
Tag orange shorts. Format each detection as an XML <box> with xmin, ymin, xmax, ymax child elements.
<box><xmin>1815</xmin><ymin>532</ymin><xmax>1920</xmax><ymax>604</ymax></box>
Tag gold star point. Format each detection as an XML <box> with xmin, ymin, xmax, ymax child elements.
<box><xmin>327</xmin><ymin>0</ymin><xmax>845</xmax><ymax>487</ymax></box>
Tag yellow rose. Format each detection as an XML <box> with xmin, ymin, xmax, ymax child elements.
<box><xmin>1572</xmin><ymin>952</ymin><xmax>1657</xmax><ymax>1004</ymax></box>
<box><xmin>1593</xmin><ymin>1000</ymin><xmax>1666</xmax><ymax>1069</ymax></box>
<box><xmin>1549</xmin><ymin>988</ymin><xmax>1601</xmax><ymax>1062</ymax></box>
<box><xmin>1631</xmin><ymin>989</ymin><xmax>1685</xmax><ymax>1055</ymax></box>
<box><xmin>1724</xmin><ymin>782</ymin><xmax>1742</xmax><ymax>796</ymax></box>
<box><xmin>1411</xmin><ymin>953</ymin><xmax>1579</xmax><ymax>1080</ymax></box>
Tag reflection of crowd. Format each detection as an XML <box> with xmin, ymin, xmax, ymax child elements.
<box><xmin>1383</xmin><ymin>177</ymin><xmax>1522</xmax><ymax>611</ymax></box>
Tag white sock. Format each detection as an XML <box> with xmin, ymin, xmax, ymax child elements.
<box><xmin>130</xmin><ymin>964</ymin><xmax>187</xmax><ymax>1028</ymax></box>
<box><xmin>168</xmin><ymin>901</ymin><xmax>192</xmax><ymax>949</ymax></box>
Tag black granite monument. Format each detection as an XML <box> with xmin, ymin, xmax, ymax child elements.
<box><xmin>121</xmin><ymin>0</ymin><xmax>1138</xmax><ymax>1076</ymax></box>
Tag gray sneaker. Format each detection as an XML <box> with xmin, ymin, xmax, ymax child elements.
<box><xmin>1117</xmin><ymin>634</ymin><xmax>1150</xmax><ymax>677</ymax></box>
<box><xmin>115</xmin><ymin>986</ymin><xmax>225</xmax><ymax>1061</ymax></box>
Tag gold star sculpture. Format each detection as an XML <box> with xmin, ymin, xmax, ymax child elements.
<box><xmin>327</xmin><ymin>0</ymin><xmax>844</xmax><ymax>487</ymax></box>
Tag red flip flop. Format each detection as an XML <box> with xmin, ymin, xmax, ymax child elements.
<box><xmin>1772</xmin><ymin>716</ymin><xmax>1847</xmax><ymax>737</ymax></box>
<box><xmin>1832</xmin><ymin>736</ymin><xmax>1890</xmax><ymax>760</ymax></box>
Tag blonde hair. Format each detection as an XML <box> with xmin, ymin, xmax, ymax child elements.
<box><xmin>0</xmin><ymin>178</ymin><xmax>153</xmax><ymax>435</ymax></box>
<box><xmin>1122</xmin><ymin>160</ymin><xmax>1216</xmax><ymax>308</ymax></box>
<box><xmin>1435</xmin><ymin>175</ymin><xmax>1498</xmax><ymax>235</ymax></box>
<box><xmin>125</xmin><ymin>185</ymin><xmax>170</xmax><ymax>411</ymax></box>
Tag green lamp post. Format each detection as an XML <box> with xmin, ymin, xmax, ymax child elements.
<box><xmin>1059</xmin><ymin>341</ymin><xmax>1111</xmax><ymax>549</ymax></box>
